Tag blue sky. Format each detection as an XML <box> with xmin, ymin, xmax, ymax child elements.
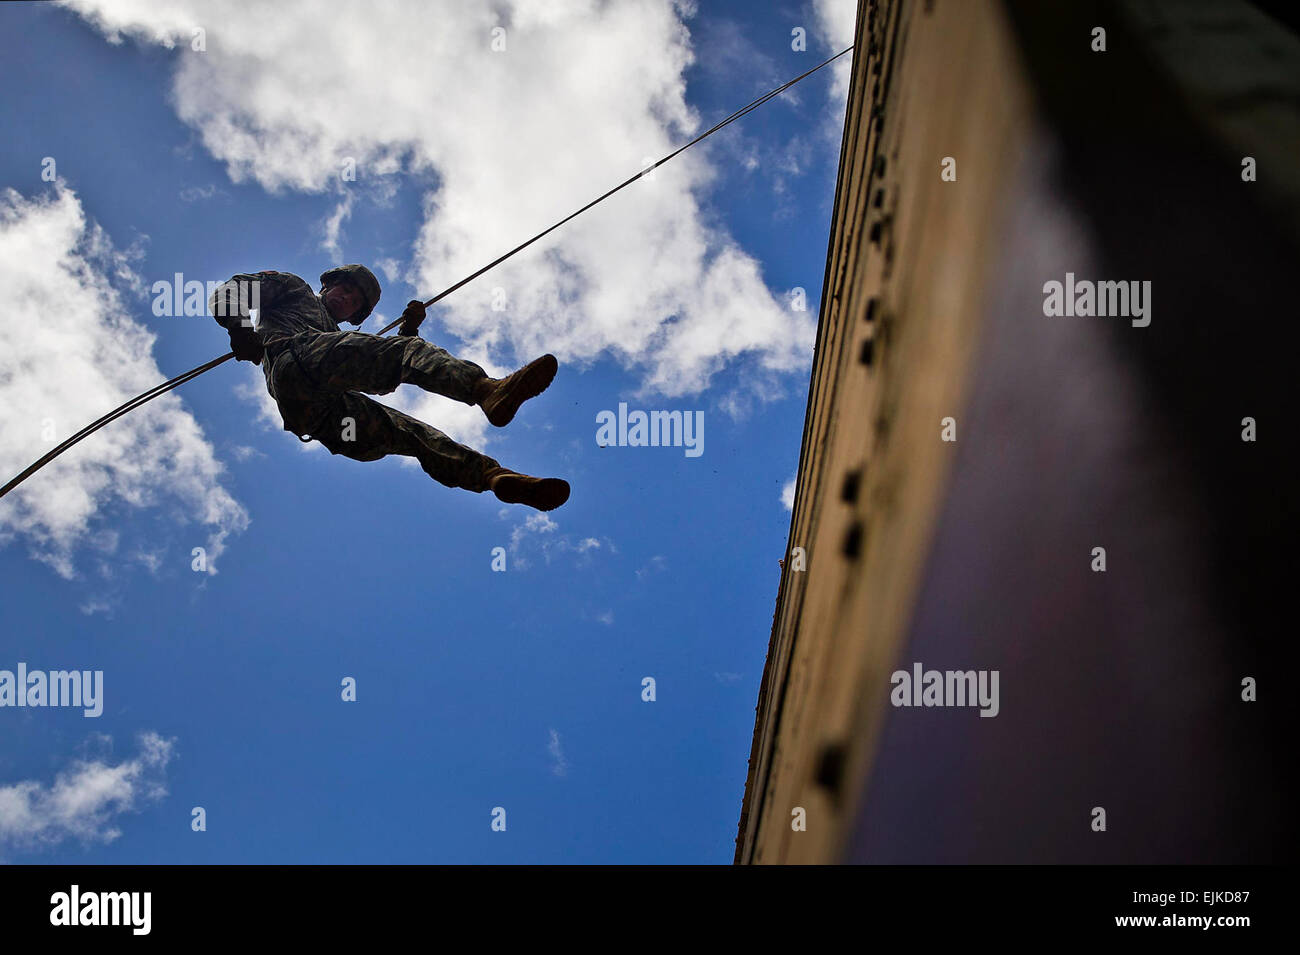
<box><xmin>0</xmin><ymin>0</ymin><xmax>851</xmax><ymax>863</ymax></box>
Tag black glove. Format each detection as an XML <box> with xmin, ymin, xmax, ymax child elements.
<box><xmin>399</xmin><ymin>300</ymin><xmax>427</xmax><ymax>337</ymax></box>
<box><xmin>227</xmin><ymin>324</ymin><xmax>264</xmax><ymax>365</ymax></box>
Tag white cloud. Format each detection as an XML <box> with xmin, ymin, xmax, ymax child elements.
<box><xmin>507</xmin><ymin>511</ymin><xmax>556</xmax><ymax>569</ymax></box>
<box><xmin>781</xmin><ymin>475</ymin><xmax>797</xmax><ymax>510</ymax></box>
<box><xmin>546</xmin><ymin>728</ymin><xmax>568</xmax><ymax>778</ymax></box>
<box><xmin>510</xmin><ymin>511</ymin><xmax>557</xmax><ymax>553</ymax></box>
<box><xmin>178</xmin><ymin>183</ymin><xmax>223</xmax><ymax>202</ymax></box>
<box><xmin>319</xmin><ymin>192</ymin><xmax>354</xmax><ymax>262</ymax></box>
<box><xmin>232</xmin><ymin>362</ymin><xmax>286</xmax><ymax>422</ymax></box>
<box><xmin>635</xmin><ymin>555</ymin><xmax>667</xmax><ymax>579</ymax></box>
<box><xmin>60</xmin><ymin>0</ymin><xmax>819</xmax><ymax>399</ymax></box>
<box><xmin>373</xmin><ymin>257</ymin><xmax>402</xmax><ymax>284</ymax></box>
<box><xmin>812</xmin><ymin>0</ymin><xmax>858</xmax><ymax>103</ymax></box>
<box><xmin>0</xmin><ymin>732</ymin><xmax>176</xmax><ymax>854</ymax></box>
<box><xmin>698</xmin><ymin>16</ymin><xmax>783</xmax><ymax>94</ymax></box>
<box><xmin>0</xmin><ymin>185</ymin><xmax>248</xmax><ymax>577</ymax></box>
<box><xmin>78</xmin><ymin>597</ymin><xmax>114</xmax><ymax>616</ymax></box>
<box><xmin>506</xmin><ymin>513</ymin><xmax>614</xmax><ymax>570</ymax></box>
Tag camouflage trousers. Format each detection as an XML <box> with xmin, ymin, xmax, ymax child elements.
<box><xmin>264</xmin><ymin>331</ymin><xmax>501</xmax><ymax>492</ymax></box>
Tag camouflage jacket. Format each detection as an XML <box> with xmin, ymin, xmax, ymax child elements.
<box><xmin>208</xmin><ymin>270</ymin><xmax>338</xmax><ymax>344</ymax></box>
<box><xmin>207</xmin><ymin>270</ymin><xmax>343</xmax><ymax>392</ymax></box>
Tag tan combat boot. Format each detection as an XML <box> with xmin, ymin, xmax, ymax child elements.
<box><xmin>483</xmin><ymin>466</ymin><xmax>570</xmax><ymax>511</ymax></box>
<box><xmin>478</xmin><ymin>354</ymin><xmax>559</xmax><ymax>427</ymax></box>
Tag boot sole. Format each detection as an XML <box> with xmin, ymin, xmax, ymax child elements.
<box><xmin>492</xmin><ymin>475</ymin><xmax>570</xmax><ymax>511</ymax></box>
<box><xmin>483</xmin><ymin>355</ymin><xmax>558</xmax><ymax>427</ymax></box>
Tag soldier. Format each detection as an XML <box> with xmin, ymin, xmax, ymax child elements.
<box><xmin>209</xmin><ymin>264</ymin><xmax>569</xmax><ymax>511</ymax></box>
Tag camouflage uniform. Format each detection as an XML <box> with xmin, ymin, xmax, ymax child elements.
<box><xmin>209</xmin><ymin>270</ymin><xmax>500</xmax><ymax>491</ymax></box>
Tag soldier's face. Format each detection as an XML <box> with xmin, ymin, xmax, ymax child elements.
<box><xmin>323</xmin><ymin>282</ymin><xmax>364</xmax><ymax>322</ymax></box>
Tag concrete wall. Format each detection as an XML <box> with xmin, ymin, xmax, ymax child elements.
<box><xmin>736</xmin><ymin>0</ymin><xmax>1296</xmax><ymax>864</ymax></box>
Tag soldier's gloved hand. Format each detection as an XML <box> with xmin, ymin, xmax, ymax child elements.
<box><xmin>399</xmin><ymin>300</ymin><xmax>427</xmax><ymax>337</ymax></box>
<box><xmin>227</xmin><ymin>324</ymin><xmax>264</xmax><ymax>365</ymax></box>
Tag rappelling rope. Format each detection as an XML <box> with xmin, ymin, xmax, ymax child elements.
<box><xmin>0</xmin><ymin>44</ymin><xmax>853</xmax><ymax>501</ymax></box>
<box><xmin>376</xmin><ymin>45</ymin><xmax>855</xmax><ymax>333</ymax></box>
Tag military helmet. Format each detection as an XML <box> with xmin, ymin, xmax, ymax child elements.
<box><xmin>319</xmin><ymin>264</ymin><xmax>381</xmax><ymax>324</ymax></box>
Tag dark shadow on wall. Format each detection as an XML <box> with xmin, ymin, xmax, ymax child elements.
<box><xmin>847</xmin><ymin>0</ymin><xmax>1295</xmax><ymax>862</ymax></box>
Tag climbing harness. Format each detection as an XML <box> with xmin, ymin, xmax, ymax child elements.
<box><xmin>0</xmin><ymin>45</ymin><xmax>853</xmax><ymax>500</ymax></box>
